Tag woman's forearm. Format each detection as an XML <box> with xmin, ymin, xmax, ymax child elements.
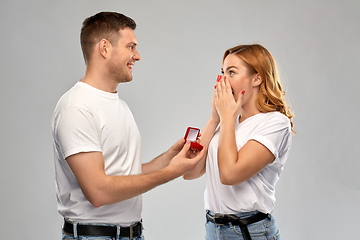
<box><xmin>183</xmin><ymin>117</ymin><xmax>219</xmax><ymax>180</ymax></box>
<box><xmin>217</xmin><ymin>118</ymin><xmax>238</xmax><ymax>182</ymax></box>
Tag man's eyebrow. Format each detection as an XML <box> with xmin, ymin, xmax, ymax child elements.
<box><xmin>125</xmin><ymin>42</ymin><xmax>138</xmax><ymax>48</ymax></box>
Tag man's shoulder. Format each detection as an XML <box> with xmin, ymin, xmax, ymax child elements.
<box><xmin>52</xmin><ymin>83</ymin><xmax>89</xmax><ymax>118</ymax></box>
<box><xmin>57</xmin><ymin>82</ymin><xmax>93</xmax><ymax>107</ymax></box>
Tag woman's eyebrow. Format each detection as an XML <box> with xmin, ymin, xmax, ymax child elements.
<box><xmin>222</xmin><ymin>66</ymin><xmax>238</xmax><ymax>72</ymax></box>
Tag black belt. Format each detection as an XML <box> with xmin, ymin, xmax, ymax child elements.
<box><xmin>206</xmin><ymin>211</ymin><xmax>269</xmax><ymax>240</ymax></box>
<box><xmin>63</xmin><ymin>219</ymin><xmax>142</xmax><ymax>239</ymax></box>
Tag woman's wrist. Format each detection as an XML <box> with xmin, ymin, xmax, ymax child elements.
<box><xmin>209</xmin><ymin>115</ymin><xmax>220</xmax><ymax>125</ymax></box>
<box><xmin>219</xmin><ymin>115</ymin><xmax>237</xmax><ymax>126</ymax></box>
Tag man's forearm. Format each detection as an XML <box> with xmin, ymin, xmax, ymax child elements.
<box><xmin>142</xmin><ymin>152</ymin><xmax>171</xmax><ymax>174</ymax></box>
<box><xmin>68</xmin><ymin>142</ymin><xmax>203</xmax><ymax>208</ymax></box>
<box><xmin>142</xmin><ymin>139</ymin><xmax>185</xmax><ymax>174</ymax></box>
<box><xmin>93</xmin><ymin>142</ymin><xmax>204</xmax><ymax>207</ymax></box>
<box><xmin>93</xmin><ymin>166</ymin><xmax>178</xmax><ymax>207</ymax></box>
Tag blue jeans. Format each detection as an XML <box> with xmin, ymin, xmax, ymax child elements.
<box><xmin>205</xmin><ymin>211</ymin><xmax>280</xmax><ymax>240</ymax></box>
<box><xmin>62</xmin><ymin>221</ymin><xmax>144</xmax><ymax>240</ymax></box>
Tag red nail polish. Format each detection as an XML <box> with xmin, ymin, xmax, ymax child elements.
<box><xmin>214</xmin><ymin>85</ymin><xmax>217</xmax><ymax>89</ymax></box>
<box><xmin>241</xmin><ymin>91</ymin><xmax>245</xmax><ymax>94</ymax></box>
<box><xmin>217</xmin><ymin>75</ymin><xmax>220</xmax><ymax>82</ymax></box>
<box><xmin>224</xmin><ymin>76</ymin><xmax>226</xmax><ymax>80</ymax></box>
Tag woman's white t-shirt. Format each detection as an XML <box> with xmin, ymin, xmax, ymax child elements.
<box><xmin>204</xmin><ymin>112</ymin><xmax>292</xmax><ymax>214</ymax></box>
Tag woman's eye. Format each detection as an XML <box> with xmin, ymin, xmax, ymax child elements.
<box><xmin>229</xmin><ymin>70</ymin><xmax>235</xmax><ymax>75</ymax></box>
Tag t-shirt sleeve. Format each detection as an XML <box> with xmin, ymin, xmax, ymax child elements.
<box><xmin>250</xmin><ymin>114</ymin><xmax>292</xmax><ymax>166</ymax></box>
<box><xmin>53</xmin><ymin>107</ymin><xmax>102</xmax><ymax>159</ymax></box>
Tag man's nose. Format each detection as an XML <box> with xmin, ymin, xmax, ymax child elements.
<box><xmin>133</xmin><ymin>49</ymin><xmax>140</xmax><ymax>61</ymax></box>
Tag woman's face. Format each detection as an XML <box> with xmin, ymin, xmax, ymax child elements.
<box><xmin>221</xmin><ymin>54</ymin><xmax>256</xmax><ymax>101</ymax></box>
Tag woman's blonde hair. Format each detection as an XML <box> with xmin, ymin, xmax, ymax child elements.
<box><xmin>223</xmin><ymin>44</ymin><xmax>296</xmax><ymax>134</ymax></box>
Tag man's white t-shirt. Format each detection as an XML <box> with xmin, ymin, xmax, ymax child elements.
<box><xmin>204</xmin><ymin>112</ymin><xmax>292</xmax><ymax>214</ymax></box>
<box><xmin>52</xmin><ymin>82</ymin><xmax>142</xmax><ymax>225</ymax></box>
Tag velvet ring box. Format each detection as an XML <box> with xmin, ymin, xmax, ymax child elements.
<box><xmin>184</xmin><ymin>127</ymin><xmax>203</xmax><ymax>150</ymax></box>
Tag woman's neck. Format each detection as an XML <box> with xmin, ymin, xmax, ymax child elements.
<box><xmin>238</xmin><ymin>102</ymin><xmax>261</xmax><ymax>123</ymax></box>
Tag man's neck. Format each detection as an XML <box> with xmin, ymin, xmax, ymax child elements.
<box><xmin>81</xmin><ymin>69</ymin><xmax>118</xmax><ymax>93</ymax></box>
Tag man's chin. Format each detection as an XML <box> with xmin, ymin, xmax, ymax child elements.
<box><xmin>118</xmin><ymin>75</ymin><xmax>133</xmax><ymax>83</ymax></box>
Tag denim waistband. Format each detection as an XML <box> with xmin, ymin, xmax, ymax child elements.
<box><xmin>206</xmin><ymin>210</ymin><xmax>268</xmax><ymax>219</ymax></box>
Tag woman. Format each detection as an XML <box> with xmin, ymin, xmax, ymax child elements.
<box><xmin>184</xmin><ymin>44</ymin><xmax>295</xmax><ymax>240</ymax></box>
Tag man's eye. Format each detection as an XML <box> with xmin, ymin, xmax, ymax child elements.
<box><xmin>129</xmin><ymin>46</ymin><xmax>134</xmax><ymax>50</ymax></box>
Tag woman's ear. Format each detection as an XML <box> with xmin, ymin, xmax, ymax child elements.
<box><xmin>253</xmin><ymin>74</ymin><xmax>262</xmax><ymax>87</ymax></box>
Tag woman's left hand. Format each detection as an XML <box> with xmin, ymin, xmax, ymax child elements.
<box><xmin>214</xmin><ymin>76</ymin><xmax>244</xmax><ymax>122</ymax></box>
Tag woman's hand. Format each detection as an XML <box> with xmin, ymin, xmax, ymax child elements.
<box><xmin>214</xmin><ymin>76</ymin><xmax>245</xmax><ymax>122</ymax></box>
<box><xmin>211</xmin><ymin>79</ymin><xmax>220</xmax><ymax>123</ymax></box>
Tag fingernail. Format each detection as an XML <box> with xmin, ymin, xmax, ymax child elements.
<box><xmin>224</xmin><ymin>76</ymin><xmax>226</xmax><ymax>80</ymax></box>
<box><xmin>214</xmin><ymin>85</ymin><xmax>217</xmax><ymax>89</ymax></box>
<box><xmin>241</xmin><ymin>91</ymin><xmax>245</xmax><ymax>94</ymax></box>
<box><xmin>217</xmin><ymin>75</ymin><xmax>220</xmax><ymax>82</ymax></box>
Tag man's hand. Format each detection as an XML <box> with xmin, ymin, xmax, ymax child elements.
<box><xmin>167</xmin><ymin>138</ymin><xmax>186</xmax><ymax>159</ymax></box>
<box><xmin>166</xmin><ymin>141</ymin><xmax>205</xmax><ymax>176</ymax></box>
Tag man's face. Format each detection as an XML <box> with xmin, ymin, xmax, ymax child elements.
<box><xmin>107</xmin><ymin>27</ymin><xmax>140</xmax><ymax>83</ymax></box>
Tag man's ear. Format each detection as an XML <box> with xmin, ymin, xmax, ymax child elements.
<box><xmin>99</xmin><ymin>39</ymin><xmax>110</xmax><ymax>58</ymax></box>
<box><xmin>253</xmin><ymin>74</ymin><xmax>263</xmax><ymax>87</ymax></box>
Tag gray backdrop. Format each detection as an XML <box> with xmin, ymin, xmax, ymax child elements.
<box><xmin>1</xmin><ymin>0</ymin><xmax>359</xmax><ymax>239</ymax></box>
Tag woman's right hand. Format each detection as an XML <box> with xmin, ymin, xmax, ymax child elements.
<box><xmin>214</xmin><ymin>76</ymin><xmax>244</xmax><ymax>123</ymax></box>
<box><xmin>210</xmin><ymin>75</ymin><xmax>221</xmax><ymax>123</ymax></box>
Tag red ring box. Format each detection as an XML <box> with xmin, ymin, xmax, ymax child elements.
<box><xmin>184</xmin><ymin>127</ymin><xmax>203</xmax><ymax>150</ymax></box>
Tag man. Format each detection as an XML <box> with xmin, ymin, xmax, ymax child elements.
<box><xmin>52</xmin><ymin>12</ymin><xmax>204</xmax><ymax>239</ymax></box>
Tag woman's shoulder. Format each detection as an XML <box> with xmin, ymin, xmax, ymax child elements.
<box><xmin>239</xmin><ymin>112</ymin><xmax>290</xmax><ymax>130</ymax></box>
<box><xmin>259</xmin><ymin>111</ymin><xmax>291</xmax><ymax>128</ymax></box>
<box><xmin>263</xmin><ymin>111</ymin><xmax>289</xmax><ymax>120</ymax></box>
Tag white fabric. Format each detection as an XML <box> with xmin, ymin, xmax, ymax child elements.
<box><xmin>52</xmin><ymin>82</ymin><xmax>142</xmax><ymax>225</ymax></box>
<box><xmin>204</xmin><ymin>112</ymin><xmax>292</xmax><ymax>214</ymax></box>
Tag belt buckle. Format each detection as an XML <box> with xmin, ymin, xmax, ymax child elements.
<box><xmin>129</xmin><ymin>225</ymin><xmax>134</xmax><ymax>239</ymax></box>
<box><xmin>214</xmin><ymin>213</ymin><xmax>225</xmax><ymax>225</ymax></box>
<box><xmin>129</xmin><ymin>222</ymin><xmax>140</xmax><ymax>239</ymax></box>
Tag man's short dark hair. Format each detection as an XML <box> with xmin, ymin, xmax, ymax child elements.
<box><xmin>80</xmin><ymin>12</ymin><xmax>136</xmax><ymax>64</ymax></box>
